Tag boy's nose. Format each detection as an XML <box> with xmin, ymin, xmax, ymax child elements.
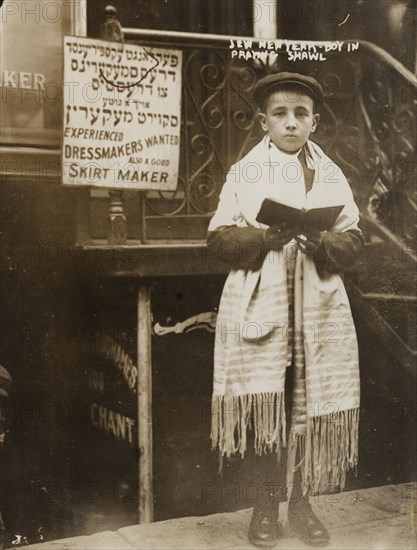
<box><xmin>285</xmin><ymin>115</ymin><xmax>297</xmax><ymax>129</ymax></box>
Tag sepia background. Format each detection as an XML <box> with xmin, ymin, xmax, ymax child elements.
<box><xmin>0</xmin><ymin>0</ymin><xmax>416</xmax><ymax>547</ymax></box>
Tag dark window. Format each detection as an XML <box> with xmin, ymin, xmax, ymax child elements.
<box><xmin>88</xmin><ymin>0</ymin><xmax>253</xmax><ymax>38</ymax></box>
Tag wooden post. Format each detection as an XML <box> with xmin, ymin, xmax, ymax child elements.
<box><xmin>100</xmin><ymin>5</ymin><xmax>128</xmax><ymax>245</ymax></box>
<box><xmin>137</xmin><ymin>284</ymin><xmax>153</xmax><ymax>523</ymax></box>
<box><xmin>137</xmin><ymin>192</ymin><xmax>146</xmax><ymax>243</ymax></box>
<box><xmin>108</xmin><ymin>189</ymin><xmax>128</xmax><ymax>245</ymax></box>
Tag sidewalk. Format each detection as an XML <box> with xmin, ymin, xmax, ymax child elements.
<box><xmin>24</xmin><ymin>483</ymin><xmax>416</xmax><ymax>550</ymax></box>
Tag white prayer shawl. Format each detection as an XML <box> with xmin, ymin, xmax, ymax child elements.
<box><xmin>209</xmin><ymin>136</ymin><xmax>360</xmax><ymax>495</ymax></box>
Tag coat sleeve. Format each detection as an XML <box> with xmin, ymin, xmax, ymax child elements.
<box><xmin>313</xmin><ymin>165</ymin><xmax>364</xmax><ymax>276</ymax></box>
<box><xmin>313</xmin><ymin>229</ymin><xmax>364</xmax><ymax>276</ymax></box>
<box><xmin>207</xmin><ymin>166</ymin><xmax>268</xmax><ymax>270</ymax></box>
<box><xmin>207</xmin><ymin>226</ymin><xmax>268</xmax><ymax>270</ymax></box>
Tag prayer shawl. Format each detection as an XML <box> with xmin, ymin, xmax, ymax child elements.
<box><xmin>208</xmin><ymin>136</ymin><xmax>361</xmax><ymax>496</ymax></box>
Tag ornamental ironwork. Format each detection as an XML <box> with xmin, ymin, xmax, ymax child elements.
<box><xmin>118</xmin><ymin>31</ymin><xmax>416</xmax><ymax>250</ymax></box>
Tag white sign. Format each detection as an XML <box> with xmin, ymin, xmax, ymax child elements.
<box><xmin>62</xmin><ymin>36</ymin><xmax>182</xmax><ymax>190</ymax></box>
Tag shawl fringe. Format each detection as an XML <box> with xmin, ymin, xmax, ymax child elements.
<box><xmin>304</xmin><ymin>407</ymin><xmax>359</xmax><ymax>495</ymax></box>
<box><xmin>211</xmin><ymin>392</ymin><xmax>286</xmax><ymax>462</ymax></box>
<box><xmin>282</xmin><ymin>407</ymin><xmax>359</xmax><ymax>526</ymax></box>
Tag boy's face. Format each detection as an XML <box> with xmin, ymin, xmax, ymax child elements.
<box><xmin>258</xmin><ymin>89</ymin><xmax>320</xmax><ymax>153</ymax></box>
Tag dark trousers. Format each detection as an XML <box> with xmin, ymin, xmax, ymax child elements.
<box><xmin>244</xmin><ymin>364</ymin><xmax>307</xmax><ymax>508</ymax></box>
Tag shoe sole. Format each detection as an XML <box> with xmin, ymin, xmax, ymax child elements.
<box><xmin>248</xmin><ymin>535</ymin><xmax>279</xmax><ymax>549</ymax></box>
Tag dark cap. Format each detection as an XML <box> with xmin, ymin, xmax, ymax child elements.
<box><xmin>253</xmin><ymin>72</ymin><xmax>324</xmax><ymax>108</ymax></box>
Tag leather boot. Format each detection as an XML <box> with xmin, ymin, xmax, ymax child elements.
<box><xmin>248</xmin><ymin>504</ymin><xmax>279</xmax><ymax>548</ymax></box>
<box><xmin>288</xmin><ymin>500</ymin><xmax>329</xmax><ymax>546</ymax></box>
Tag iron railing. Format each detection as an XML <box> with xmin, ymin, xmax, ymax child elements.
<box><xmin>94</xmin><ymin>29</ymin><xmax>417</xmax><ymax>250</ymax></box>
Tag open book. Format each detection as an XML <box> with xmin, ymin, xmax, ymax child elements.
<box><xmin>256</xmin><ymin>199</ymin><xmax>344</xmax><ymax>231</ymax></box>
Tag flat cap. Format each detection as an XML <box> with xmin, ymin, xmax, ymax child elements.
<box><xmin>253</xmin><ymin>72</ymin><xmax>324</xmax><ymax>108</ymax></box>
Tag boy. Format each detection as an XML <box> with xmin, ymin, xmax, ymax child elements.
<box><xmin>207</xmin><ymin>72</ymin><xmax>363</xmax><ymax>548</ymax></box>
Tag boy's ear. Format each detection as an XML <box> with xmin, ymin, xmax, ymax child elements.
<box><xmin>258</xmin><ymin>112</ymin><xmax>268</xmax><ymax>131</ymax></box>
<box><xmin>310</xmin><ymin>113</ymin><xmax>320</xmax><ymax>133</ymax></box>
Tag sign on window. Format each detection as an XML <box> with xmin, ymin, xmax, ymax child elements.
<box><xmin>62</xmin><ymin>36</ymin><xmax>182</xmax><ymax>190</ymax></box>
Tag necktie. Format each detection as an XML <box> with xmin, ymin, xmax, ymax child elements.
<box><xmin>298</xmin><ymin>148</ymin><xmax>315</xmax><ymax>193</ymax></box>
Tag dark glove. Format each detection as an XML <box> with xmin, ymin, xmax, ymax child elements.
<box><xmin>295</xmin><ymin>225</ymin><xmax>323</xmax><ymax>255</ymax></box>
<box><xmin>263</xmin><ymin>223</ymin><xmax>296</xmax><ymax>250</ymax></box>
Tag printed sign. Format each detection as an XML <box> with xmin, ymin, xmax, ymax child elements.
<box><xmin>62</xmin><ymin>36</ymin><xmax>182</xmax><ymax>190</ymax></box>
<box><xmin>81</xmin><ymin>332</ymin><xmax>137</xmax><ymax>446</ymax></box>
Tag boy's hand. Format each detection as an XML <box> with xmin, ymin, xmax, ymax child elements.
<box><xmin>295</xmin><ymin>225</ymin><xmax>323</xmax><ymax>255</ymax></box>
<box><xmin>263</xmin><ymin>223</ymin><xmax>294</xmax><ymax>249</ymax></box>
